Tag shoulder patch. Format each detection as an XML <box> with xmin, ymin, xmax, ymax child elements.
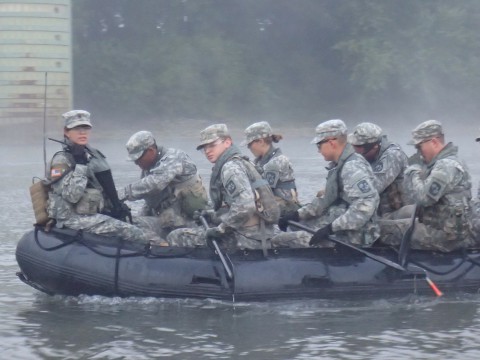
<box><xmin>265</xmin><ymin>171</ymin><xmax>279</xmax><ymax>187</ymax></box>
<box><xmin>50</xmin><ymin>162</ymin><xmax>70</xmax><ymax>180</ymax></box>
<box><xmin>50</xmin><ymin>167</ymin><xmax>65</xmax><ymax>179</ymax></box>
<box><xmin>225</xmin><ymin>179</ymin><xmax>237</xmax><ymax>195</ymax></box>
<box><xmin>429</xmin><ymin>181</ymin><xmax>442</xmax><ymax>197</ymax></box>
<box><xmin>373</xmin><ymin>162</ymin><xmax>383</xmax><ymax>172</ymax></box>
<box><xmin>357</xmin><ymin>179</ymin><xmax>372</xmax><ymax>193</ymax></box>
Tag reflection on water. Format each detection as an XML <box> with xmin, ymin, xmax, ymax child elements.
<box><xmin>5</xmin><ymin>294</ymin><xmax>480</xmax><ymax>359</ymax></box>
<box><xmin>2</xmin><ymin>130</ymin><xmax>480</xmax><ymax>359</ymax></box>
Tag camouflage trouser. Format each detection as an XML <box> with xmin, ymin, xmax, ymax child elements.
<box><xmin>167</xmin><ymin>226</ymin><xmax>271</xmax><ymax>250</ymax></box>
<box><xmin>271</xmin><ymin>211</ymin><xmax>332</xmax><ymax>249</ymax></box>
<box><xmin>63</xmin><ymin>214</ymin><xmax>163</xmax><ymax>244</ymax></box>
<box><xmin>382</xmin><ymin>204</ymin><xmax>416</xmax><ymax>220</ymax></box>
<box><xmin>470</xmin><ymin>200</ymin><xmax>480</xmax><ymax>243</ymax></box>
<box><xmin>156</xmin><ymin>205</ymin><xmax>193</xmax><ymax>232</ymax></box>
<box><xmin>272</xmin><ymin>230</ymin><xmax>321</xmax><ymax>248</ymax></box>
<box><xmin>379</xmin><ymin>218</ymin><xmax>476</xmax><ymax>252</ymax></box>
<box><xmin>132</xmin><ymin>215</ymin><xmax>191</xmax><ymax>239</ymax></box>
<box><xmin>166</xmin><ymin>227</ymin><xmax>206</xmax><ymax>247</ymax></box>
<box><xmin>272</xmin><ymin>204</ymin><xmax>363</xmax><ymax>248</ymax></box>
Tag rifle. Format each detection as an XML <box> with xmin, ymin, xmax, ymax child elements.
<box><xmin>43</xmin><ymin>72</ymin><xmax>48</xmax><ymax>177</ymax></box>
<box><xmin>48</xmin><ymin>137</ymin><xmax>95</xmax><ymax>157</ymax></box>
<box><xmin>48</xmin><ymin>138</ymin><xmax>131</xmax><ymax>223</ymax></box>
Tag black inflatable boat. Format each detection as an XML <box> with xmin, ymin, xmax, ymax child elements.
<box><xmin>15</xmin><ymin>226</ymin><xmax>480</xmax><ymax>301</ymax></box>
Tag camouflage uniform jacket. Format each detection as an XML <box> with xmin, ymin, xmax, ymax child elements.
<box><xmin>404</xmin><ymin>142</ymin><xmax>473</xmax><ymax>240</ymax></box>
<box><xmin>298</xmin><ymin>143</ymin><xmax>380</xmax><ymax>245</ymax></box>
<box><xmin>254</xmin><ymin>146</ymin><xmax>299</xmax><ymax>207</ymax></box>
<box><xmin>47</xmin><ymin>145</ymin><xmax>111</xmax><ymax>228</ymax></box>
<box><xmin>371</xmin><ymin>136</ymin><xmax>409</xmax><ymax>216</ymax></box>
<box><xmin>210</xmin><ymin>145</ymin><xmax>274</xmax><ymax>239</ymax></box>
<box><xmin>122</xmin><ymin>147</ymin><xmax>199</xmax><ymax>216</ymax></box>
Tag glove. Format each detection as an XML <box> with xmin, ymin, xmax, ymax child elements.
<box><xmin>278</xmin><ymin>211</ymin><xmax>300</xmax><ymax>232</ymax></box>
<box><xmin>110</xmin><ymin>203</ymin><xmax>132</xmax><ymax>222</ymax></box>
<box><xmin>70</xmin><ymin>144</ymin><xmax>88</xmax><ymax>165</ymax></box>
<box><xmin>194</xmin><ymin>209</ymin><xmax>216</xmax><ymax>226</ymax></box>
<box><xmin>205</xmin><ymin>226</ymin><xmax>225</xmax><ymax>250</ymax></box>
<box><xmin>193</xmin><ymin>209</ymin><xmax>205</xmax><ymax>224</ymax></box>
<box><xmin>309</xmin><ymin>223</ymin><xmax>333</xmax><ymax>246</ymax></box>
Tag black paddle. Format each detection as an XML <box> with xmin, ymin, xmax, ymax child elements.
<box><xmin>398</xmin><ymin>204</ymin><xmax>418</xmax><ymax>267</ymax></box>
<box><xmin>288</xmin><ymin>220</ymin><xmax>407</xmax><ymax>272</ymax></box>
<box><xmin>199</xmin><ymin>216</ymin><xmax>234</xmax><ymax>280</ymax></box>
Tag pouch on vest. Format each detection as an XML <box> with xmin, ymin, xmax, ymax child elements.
<box><xmin>241</xmin><ymin>158</ymin><xmax>280</xmax><ymax>224</ymax></box>
<box><xmin>30</xmin><ymin>177</ymin><xmax>50</xmax><ymax>225</ymax></box>
<box><xmin>176</xmin><ymin>176</ymin><xmax>208</xmax><ymax>218</ymax></box>
<box><xmin>75</xmin><ymin>188</ymin><xmax>104</xmax><ymax>215</ymax></box>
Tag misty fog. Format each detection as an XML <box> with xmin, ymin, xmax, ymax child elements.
<box><xmin>1</xmin><ymin>0</ymin><xmax>480</xmax><ymax>200</ymax></box>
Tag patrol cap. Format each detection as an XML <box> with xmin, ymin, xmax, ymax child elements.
<box><xmin>311</xmin><ymin>119</ymin><xmax>347</xmax><ymax>144</ymax></box>
<box><xmin>347</xmin><ymin>122</ymin><xmax>383</xmax><ymax>145</ymax></box>
<box><xmin>196</xmin><ymin>124</ymin><xmax>230</xmax><ymax>150</ymax></box>
<box><xmin>241</xmin><ymin>121</ymin><xmax>279</xmax><ymax>146</ymax></box>
<box><xmin>63</xmin><ymin>110</ymin><xmax>92</xmax><ymax>129</ymax></box>
<box><xmin>407</xmin><ymin>120</ymin><xmax>444</xmax><ymax>145</ymax></box>
<box><xmin>126</xmin><ymin>130</ymin><xmax>156</xmax><ymax>161</ymax></box>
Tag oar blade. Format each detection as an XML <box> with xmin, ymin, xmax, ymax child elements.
<box><xmin>288</xmin><ymin>220</ymin><xmax>406</xmax><ymax>272</ymax></box>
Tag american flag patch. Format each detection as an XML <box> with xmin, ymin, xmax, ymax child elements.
<box><xmin>51</xmin><ymin>168</ymin><xmax>64</xmax><ymax>178</ymax></box>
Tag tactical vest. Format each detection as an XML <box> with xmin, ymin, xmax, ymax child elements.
<box><xmin>240</xmin><ymin>157</ymin><xmax>280</xmax><ymax>224</ymax></box>
<box><xmin>255</xmin><ymin>147</ymin><xmax>297</xmax><ymax>191</ymax></box>
<box><xmin>143</xmin><ymin>148</ymin><xmax>208</xmax><ymax>218</ymax></box>
<box><xmin>255</xmin><ymin>146</ymin><xmax>299</xmax><ymax>215</ymax></box>
<box><xmin>210</xmin><ymin>145</ymin><xmax>280</xmax><ymax>225</ymax></box>
<box><xmin>315</xmin><ymin>145</ymin><xmax>355</xmax><ymax>216</ymax></box>
<box><xmin>46</xmin><ymin>145</ymin><xmax>108</xmax><ymax>226</ymax></box>
<box><xmin>319</xmin><ymin>144</ymin><xmax>379</xmax><ymax>245</ymax></box>
<box><xmin>373</xmin><ymin>139</ymin><xmax>406</xmax><ymax>215</ymax></box>
<box><xmin>419</xmin><ymin>143</ymin><xmax>472</xmax><ymax>241</ymax></box>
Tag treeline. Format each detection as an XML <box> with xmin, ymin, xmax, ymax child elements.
<box><xmin>72</xmin><ymin>0</ymin><xmax>480</xmax><ymax>123</ymax></box>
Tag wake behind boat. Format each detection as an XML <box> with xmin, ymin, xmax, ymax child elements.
<box><xmin>15</xmin><ymin>226</ymin><xmax>480</xmax><ymax>301</ymax></box>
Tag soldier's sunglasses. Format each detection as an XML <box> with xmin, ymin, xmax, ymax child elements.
<box><xmin>316</xmin><ymin>138</ymin><xmax>336</xmax><ymax>149</ymax></box>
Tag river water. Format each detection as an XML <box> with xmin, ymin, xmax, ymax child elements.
<box><xmin>2</xmin><ymin>122</ymin><xmax>480</xmax><ymax>359</ymax></box>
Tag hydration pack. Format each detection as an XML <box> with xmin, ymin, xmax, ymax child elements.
<box><xmin>30</xmin><ymin>177</ymin><xmax>50</xmax><ymax>225</ymax></box>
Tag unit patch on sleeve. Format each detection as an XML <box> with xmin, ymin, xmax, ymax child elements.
<box><xmin>225</xmin><ymin>180</ymin><xmax>237</xmax><ymax>195</ymax></box>
<box><xmin>265</xmin><ymin>171</ymin><xmax>279</xmax><ymax>187</ymax></box>
<box><xmin>428</xmin><ymin>181</ymin><xmax>442</xmax><ymax>197</ymax></box>
<box><xmin>373</xmin><ymin>162</ymin><xmax>384</xmax><ymax>172</ymax></box>
<box><xmin>357</xmin><ymin>179</ymin><xmax>372</xmax><ymax>193</ymax></box>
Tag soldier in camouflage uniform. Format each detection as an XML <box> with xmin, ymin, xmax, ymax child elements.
<box><xmin>274</xmin><ymin>119</ymin><xmax>380</xmax><ymax>248</ymax></box>
<box><xmin>348</xmin><ymin>122</ymin><xmax>410</xmax><ymax>217</ymax></box>
<box><xmin>242</xmin><ymin>121</ymin><xmax>300</xmax><ymax>215</ymax></box>
<box><xmin>380</xmin><ymin>120</ymin><xmax>476</xmax><ymax>252</ymax></box>
<box><xmin>46</xmin><ymin>110</ymin><xmax>162</xmax><ymax>244</ymax></box>
<box><xmin>118</xmin><ymin>131</ymin><xmax>208</xmax><ymax>237</ymax></box>
<box><xmin>167</xmin><ymin>124</ymin><xmax>276</xmax><ymax>250</ymax></box>
<box><xmin>471</xmin><ymin>131</ymin><xmax>480</xmax><ymax>238</ymax></box>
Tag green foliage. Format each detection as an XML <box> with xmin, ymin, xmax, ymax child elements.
<box><xmin>72</xmin><ymin>0</ymin><xmax>480</xmax><ymax>121</ymax></box>
<box><xmin>333</xmin><ymin>0</ymin><xmax>480</xmax><ymax>112</ymax></box>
